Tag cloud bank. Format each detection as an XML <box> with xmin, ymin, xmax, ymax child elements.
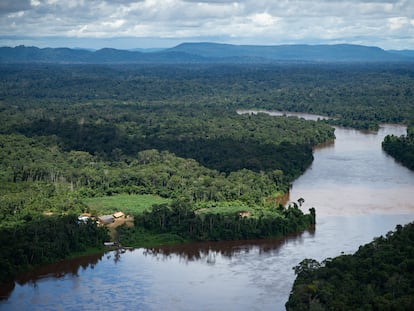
<box><xmin>1</xmin><ymin>0</ymin><xmax>413</xmax><ymax>49</ymax></box>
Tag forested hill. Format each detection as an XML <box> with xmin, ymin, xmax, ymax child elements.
<box><xmin>1</xmin><ymin>43</ymin><xmax>413</xmax><ymax>63</ymax></box>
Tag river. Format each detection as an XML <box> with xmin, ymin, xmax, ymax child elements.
<box><xmin>2</xmin><ymin>112</ymin><xmax>414</xmax><ymax>311</ymax></box>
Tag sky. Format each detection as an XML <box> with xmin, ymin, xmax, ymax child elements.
<box><xmin>1</xmin><ymin>0</ymin><xmax>413</xmax><ymax>50</ymax></box>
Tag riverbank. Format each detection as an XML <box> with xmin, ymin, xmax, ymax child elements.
<box><xmin>4</xmin><ymin>214</ymin><xmax>414</xmax><ymax>311</ymax></box>
<box><xmin>286</xmin><ymin>221</ymin><xmax>414</xmax><ymax>310</ymax></box>
<box><xmin>0</xmin><ymin>214</ymin><xmax>109</xmax><ymax>285</ymax></box>
<box><xmin>2</xmin><ymin>120</ymin><xmax>414</xmax><ymax>310</ymax></box>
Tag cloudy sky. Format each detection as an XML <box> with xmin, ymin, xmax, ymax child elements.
<box><xmin>1</xmin><ymin>0</ymin><xmax>413</xmax><ymax>50</ymax></box>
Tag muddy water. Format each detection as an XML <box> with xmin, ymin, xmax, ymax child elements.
<box><xmin>289</xmin><ymin>124</ymin><xmax>414</xmax><ymax>216</ymax></box>
<box><xmin>2</xmin><ymin>114</ymin><xmax>414</xmax><ymax>311</ymax></box>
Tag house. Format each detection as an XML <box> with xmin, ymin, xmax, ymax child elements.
<box><xmin>78</xmin><ymin>215</ymin><xmax>90</xmax><ymax>223</ymax></box>
<box><xmin>113</xmin><ymin>211</ymin><xmax>125</xmax><ymax>219</ymax></box>
<box><xmin>98</xmin><ymin>215</ymin><xmax>115</xmax><ymax>225</ymax></box>
<box><xmin>78</xmin><ymin>213</ymin><xmax>92</xmax><ymax>223</ymax></box>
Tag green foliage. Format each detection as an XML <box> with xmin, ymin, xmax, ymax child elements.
<box><xmin>382</xmin><ymin>126</ymin><xmax>414</xmax><ymax>170</ymax></box>
<box><xmin>0</xmin><ymin>63</ymin><xmax>333</xmax><ymax>285</ymax></box>
<box><xmin>1</xmin><ymin>63</ymin><xmax>413</xmax><ymax>130</ymax></box>
<box><xmin>9</xmin><ymin>109</ymin><xmax>331</xmax><ymax>182</ymax></box>
<box><xmin>0</xmin><ymin>134</ymin><xmax>302</xmax><ymax>207</ymax></box>
<box><xmin>133</xmin><ymin>199</ymin><xmax>315</xmax><ymax>242</ymax></box>
<box><xmin>116</xmin><ymin>225</ymin><xmax>189</xmax><ymax>248</ymax></box>
<box><xmin>195</xmin><ymin>201</ymin><xmax>256</xmax><ymax>216</ymax></box>
<box><xmin>84</xmin><ymin>194</ymin><xmax>171</xmax><ymax>216</ymax></box>
<box><xmin>0</xmin><ymin>182</ymin><xmax>86</xmax><ymax>222</ymax></box>
<box><xmin>2</xmin><ymin>62</ymin><xmax>411</xmax><ymax>286</ymax></box>
<box><xmin>286</xmin><ymin>223</ymin><xmax>414</xmax><ymax>310</ymax></box>
<box><xmin>0</xmin><ymin>214</ymin><xmax>108</xmax><ymax>283</ymax></box>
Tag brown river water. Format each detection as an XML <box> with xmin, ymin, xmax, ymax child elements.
<box><xmin>2</xmin><ymin>112</ymin><xmax>414</xmax><ymax>311</ymax></box>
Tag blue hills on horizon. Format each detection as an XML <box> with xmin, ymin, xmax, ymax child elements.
<box><xmin>0</xmin><ymin>42</ymin><xmax>413</xmax><ymax>63</ymax></box>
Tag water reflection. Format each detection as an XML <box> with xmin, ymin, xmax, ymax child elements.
<box><xmin>143</xmin><ymin>227</ymin><xmax>315</xmax><ymax>264</ymax></box>
<box><xmin>3</xmin><ymin>215</ymin><xmax>411</xmax><ymax>311</ymax></box>
<box><xmin>0</xmin><ymin>281</ymin><xmax>15</xmax><ymax>301</ymax></box>
<box><xmin>0</xmin><ymin>252</ymin><xmax>104</xmax><ymax>301</ymax></box>
<box><xmin>105</xmin><ymin>247</ymin><xmax>135</xmax><ymax>264</ymax></box>
<box><xmin>0</xmin><ymin>227</ymin><xmax>315</xmax><ymax>300</ymax></box>
<box><xmin>19</xmin><ymin>253</ymin><xmax>103</xmax><ymax>283</ymax></box>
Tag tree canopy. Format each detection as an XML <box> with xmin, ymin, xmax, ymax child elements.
<box><xmin>286</xmin><ymin>222</ymin><xmax>414</xmax><ymax>311</ymax></box>
<box><xmin>1</xmin><ymin>62</ymin><xmax>413</xmax><ymax>287</ymax></box>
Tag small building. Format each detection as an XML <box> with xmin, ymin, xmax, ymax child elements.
<box><xmin>98</xmin><ymin>215</ymin><xmax>115</xmax><ymax>225</ymax></box>
<box><xmin>78</xmin><ymin>215</ymin><xmax>90</xmax><ymax>223</ymax></box>
<box><xmin>78</xmin><ymin>213</ymin><xmax>92</xmax><ymax>221</ymax></box>
<box><xmin>113</xmin><ymin>211</ymin><xmax>125</xmax><ymax>219</ymax></box>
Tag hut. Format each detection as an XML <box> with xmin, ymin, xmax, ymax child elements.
<box><xmin>98</xmin><ymin>215</ymin><xmax>115</xmax><ymax>225</ymax></box>
<box><xmin>78</xmin><ymin>213</ymin><xmax>92</xmax><ymax>223</ymax></box>
<box><xmin>78</xmin><ymin>215</ymin><xmax>90</xmax><ymax>223</ymax></box>
<box><xmin>113</xmin><ymin>211</ymin><xmax>125</xmax><ymax>219</ymax></box>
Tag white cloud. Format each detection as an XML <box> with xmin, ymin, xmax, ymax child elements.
<box><xmin>0</xmin><ymin>0</ymin><xmax>413</xmax><ymax>49</ymax></box>
<box><xmin>388</xmin><ymin>17</ymin><xmax>409</xmax><ymax>31</ymax></box>
<box><xmin>250</xmin><ymin>13</ymin><xmax>278</xmax><ymax>27</ymax></box>
<box><xmin>30</xmin><ymin>0</ymin><xmax>41</xmax><ymax>6</ymax></box>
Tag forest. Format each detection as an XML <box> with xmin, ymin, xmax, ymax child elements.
<box><xmin>1</xmin><ymin>62</ymin><xmax>414</xmax><ymax>285</ymax></box>
<box><xmin>286</xmin><ymin>222</ymin><xmax>414</xmax><ymax>310</ymax></box>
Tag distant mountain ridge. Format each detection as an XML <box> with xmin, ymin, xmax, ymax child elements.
<box><xmin>168</xmin><ymin>42</ymin><xmax>410</xmax><ymax>62</ymax></box>
<box><xmin>0</xmin><ymin>42</ymin><xmax>412</xmax><ymax>63</ymax></box>
<box><xmin>388</xmin><ymin>50</ymin><xmax>414</xmax><ymax>58</ymax></box>
<box><xmin>0</xmin><ymin>45</ymin><xmax>205</xmax><ymax>63</ymax></box>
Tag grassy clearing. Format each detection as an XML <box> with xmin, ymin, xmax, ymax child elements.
<box><xmin>194</xmin><ymin>200</ymin><xmax>285</xmax><ymax>219</ymax></box>
<box><xmin>85</xmin><ymin>194</ymin><xmax>170</xmax><ymax>216</ymax></box>
<box><xmin>195</xmin><ymin>201</ymin><xmax>257</xmax><ymax>216</ymax></box>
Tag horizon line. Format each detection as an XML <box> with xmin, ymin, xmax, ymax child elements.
<box><xmin>1</xmin><ymin>41</ymin><xmax>413</xmax><ymax>52</ymax></box>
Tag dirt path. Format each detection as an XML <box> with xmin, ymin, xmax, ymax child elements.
<box><xmin>106</xmin><ymin>216</ymin><xmax>134</xmax><ymax>241</ymax></box>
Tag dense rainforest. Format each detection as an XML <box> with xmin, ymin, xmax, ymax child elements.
<box><xmin>286</xmin><ymin>222</ymin><xmax>414</xmax><ymax>310</ymax></box>
<box><xmin>1</xmin><ymin>62</ymin><xmax>414</xmax><ymax>285</ymax></box>
<box><xmin>2</xmin><ymin>63</ymin><xmax>413</xmax><ymax>129</ymax></box>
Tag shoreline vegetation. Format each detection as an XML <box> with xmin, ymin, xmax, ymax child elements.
<box><xmin>286</xmin><ymin>222</ymin><xmax>414</xmax><ymax>310</ymax></box>
<box><xmin>1</xmin><ymin>63</ymin><xmax>413</xmax><ymax>301</ymax></box>
<box><xmin>382</xmin><ymin>126</ymin><xmax>414</xmax><ymax>171</ymax></box>
<box><xmin>0</xmin><ymin>107</ymin><xmax>329</xmax><ymax>284</ymax></box>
